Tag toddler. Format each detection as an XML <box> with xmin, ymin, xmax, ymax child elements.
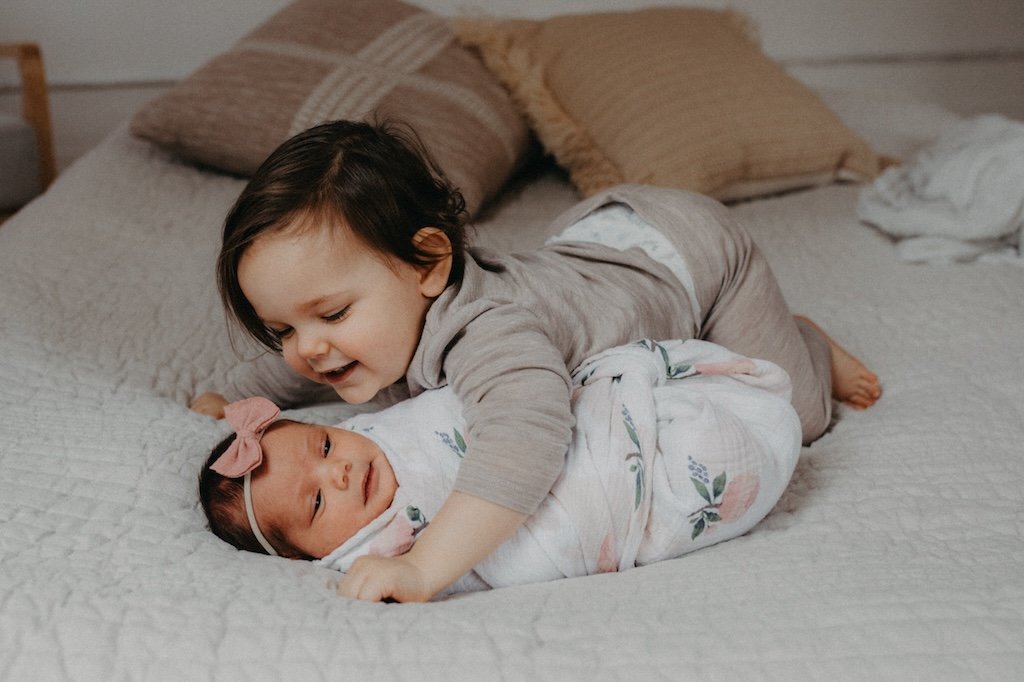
<box><xmin>198</xmin><ymin>119</ymin><xmax>880</xmax><ymax>601</ymax></box>
<box><xmin>200</xmin><ymin>339</ymin><xmax>802</xmax><ymax>597</ymax></box>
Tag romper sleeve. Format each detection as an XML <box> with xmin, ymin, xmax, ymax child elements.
<box><xmin>441</xmin><ymin>303</ymin><xmax>574</xmax><ymax>515</ymax></box>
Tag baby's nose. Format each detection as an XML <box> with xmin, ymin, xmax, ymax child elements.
<box><xmin>333</xmin><ymin>460</ymin><xmax>352</xmax><ymax>489</ymax></box>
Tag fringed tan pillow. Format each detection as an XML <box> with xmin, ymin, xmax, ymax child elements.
<box><xmin>456</xmin><ymin>8</ymin><xmax>880</xmax><ymax>202</ymax></box>
<box><xmin>131</xmin><ymin>0</ymin><xmax>529</xmax><ymax>216</ymax></box>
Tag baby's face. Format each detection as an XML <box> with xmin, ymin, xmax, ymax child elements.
<box><xmin>250</xmin><ymin>420</ymin><xmax>397</xmax><ymax>558</ymax></box>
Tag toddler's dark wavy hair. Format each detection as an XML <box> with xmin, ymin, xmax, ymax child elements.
<box><xmin>198</xmin><ymin>431</ymin><xmax>310</xmax><ymax>560</ymax></box>
<box><xmin>217</xmin><ymin>118</ymin><xmax>468</xmax><ymax>353</ymax></box>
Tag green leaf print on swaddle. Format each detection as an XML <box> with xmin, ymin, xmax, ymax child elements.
<box><xmin>621</xmin><ymin>405</ymin><xmax>646</xmax><ymax>511</ymax></box>
<box><xmin>634</xmin><ymin>339</ymin><xmax>695</xmax><ymax>379</ymax></box>
<box><xmin>687</xmin><ymin>455</ymin><xmax>761</xmax><ymax>540</ymax></box>
<box><xmin>435</xmin><ymin>427</ymin><xmax>467</xmax><ymax>458</ymax></box>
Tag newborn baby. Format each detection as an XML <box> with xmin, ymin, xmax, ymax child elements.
<box><xmin>199</xmin><ymin>339</ymin><xmax>802</xmax><ymax>597</ymax></box>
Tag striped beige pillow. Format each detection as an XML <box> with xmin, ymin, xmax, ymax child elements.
<box><xmin>456</xmin><ymin>8</ymin><xmax>881</xmax><ymax>202</ymax></box>
<box><xmin>130</xmin><ymin>0</ymin><xmax>529</xmax><ymax>216</ymax></box>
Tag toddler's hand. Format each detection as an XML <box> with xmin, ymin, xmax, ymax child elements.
<box><xmin>337</xmin><ymin>554</ymin><xmax>433</xmax><ymax>603</ymax></box>
<box><xmin>190</xmin><ymin>392</ymin><xmax>229</xmax><ymax>419</ymax></box>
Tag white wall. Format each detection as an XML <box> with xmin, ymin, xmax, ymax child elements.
<box><xmin>2</xmin><ymin>0</ymin><xmax>1023</xmax><ymax>87</ymax></box>
<box><xmin>0</xmin><ymin>0</ymin><xmax>287</xmax><ymax>86</ymax></box>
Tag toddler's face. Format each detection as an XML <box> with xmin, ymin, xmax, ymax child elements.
<box><xmin>250</xmin><ymin>420</ymin><xmax>397</xmax><ymax>558</ymax></box>
<box><xmin>237</xmin><ymin>220</ymin><xmax>441</xmax><ymax>405</ymax></box>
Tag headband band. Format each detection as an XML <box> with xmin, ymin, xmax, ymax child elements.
<box><xmin>210</xmin><ymin>396</ymin><xmax>281</xmax><ymax>556</ymax></box>
<box><xmin>244</xmin><ymin>471</ymin><xmax>278</xmax><ymax>556</ymax></box>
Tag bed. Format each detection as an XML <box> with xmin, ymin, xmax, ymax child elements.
<box><xmin>2</xmin><ymin>1</ymin><xmax>1023</xmax><ymax>679</ymax></box>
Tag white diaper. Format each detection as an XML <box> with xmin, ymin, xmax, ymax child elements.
<box><xmin>546</xmin><ymin>203</ymin><xmax>702</xmax><ymax>320</ymax></box>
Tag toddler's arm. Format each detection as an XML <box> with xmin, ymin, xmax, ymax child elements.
<box><xmin>338</xmin><ymin>491</ymin><xmax>525</xmax><ymax>602</ymax></box>
<box><xmin>340</xmin><ymin>304</ymin><xmax>574</xmax><ymax>600</ymax></box>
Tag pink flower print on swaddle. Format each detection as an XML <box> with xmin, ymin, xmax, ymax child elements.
<box><xmin>718</xmin><ymin>472</ymin><xmax>760</xmax><ymax>523</ymax></box>
<box><xmin>694</xmin><ymin>358</ymin><xmax>758</xmax><ymax>377</ymax></box>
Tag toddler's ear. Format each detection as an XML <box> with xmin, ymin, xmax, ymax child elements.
<box><xmin>412</xmin><ymin>227</ymin><xmax>453</xmax><ymax>297</ymax></box>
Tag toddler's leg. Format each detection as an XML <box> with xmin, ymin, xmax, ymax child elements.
<box><xmin>664</xmin><ymin>196</ymin><xmax>874</xmax><ymax>444</ymax></box>
<box><xmin>794</xmin><ymin>315</ymin><xmax>882</xmax><ymax>411</ymax></box>
<box><xmin>699</xmin><ymin>247</ymin><xmax>834</xmax><ymax>444</ymax></box>
<box><xmin>564</xmin><ymin>186</ymin><xmax>880</xmax><ymax>444</ymax></box>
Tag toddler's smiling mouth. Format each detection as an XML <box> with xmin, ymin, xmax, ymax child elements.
<box><xmin>321</xmin><ymin>362</ymin><xmax>356</xmax><ymax>383</ymax></box>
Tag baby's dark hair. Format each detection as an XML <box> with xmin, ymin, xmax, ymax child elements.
<box><xmin>198</xmin><ymin>431</ymin><xmax>311</xmax><ymax>560</ymax></box>
<box><xmin>218</xmin><ymin>118</ymin><xmax>469</xmax><ymax>352</ymax></box>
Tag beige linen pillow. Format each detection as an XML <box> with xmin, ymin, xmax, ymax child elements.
<box><xmin>456</xmin><ymin>8</ymin><xmax>880</xmax><ymax>202</ymax></box>
<box><xmin>130</xmin><ymin>0</ymin><xmax>530</xmax><ymax>215</ymax></box>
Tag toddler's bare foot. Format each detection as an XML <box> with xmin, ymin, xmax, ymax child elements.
<box><xmin>795</xmin><ymin>315</ymin><xmax>881</xmax><ymax>410</ymax></box>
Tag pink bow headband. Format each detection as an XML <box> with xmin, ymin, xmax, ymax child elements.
<box><xmin>211</xmin><ymin>396</ymin><xmax>281</xmax><ymax>556</ymax></box>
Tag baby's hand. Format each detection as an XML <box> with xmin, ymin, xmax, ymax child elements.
<box><xmin>190</xmin><ymin>392</ymin><xmax>229</xmax><ymax>419</ymax></box>
<box><xmin>337</xmin><ymin>554</ymin><xmax>433</xmax><ymax>603</ymax></box>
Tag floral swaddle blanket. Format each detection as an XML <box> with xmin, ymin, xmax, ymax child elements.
<box><xmin>316</xmin><ymin>339</ymin><xmax>802</xmax><ymax>596</ymax></box>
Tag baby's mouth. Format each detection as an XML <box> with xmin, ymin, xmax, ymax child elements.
<box><xmin>362</xmin><ymin>462</ymin><xmax>373</xmax><ymax>504</ymax></box>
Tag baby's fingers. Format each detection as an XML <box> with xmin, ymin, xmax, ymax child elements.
<box><xmin>336</xmin><ymin>555</ymin><xmax>431</xmax><ymax>603</ymax></box>
<box><xmin>337</xmin><ymin>559</ymin><xmax>392</xmax><ymax>602</ymax></box>
<box><xmin>190</xmin><ymin>392</ymin><xmax>228</xmax><ymax>419</ymax></box>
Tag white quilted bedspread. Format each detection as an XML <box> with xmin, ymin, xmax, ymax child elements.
<box><xmin>1</xmin><ymin>91</ymin><xmax>1022</xmax><ymax>679</ymax></box>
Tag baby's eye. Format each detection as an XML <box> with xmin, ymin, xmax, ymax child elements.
<box><xmin>323</xmin><ymin>435</ymin><xmax>332</xmax><ymax>458</ymax></box>
<box><xmin>322</xmin><ymin>306</ymin><xmax>350</xmax><ymax>323</ymax></box>
<box><xmin>314</xmin><ymin>490</ymin><xmax>322</xmax><ymax>514</ymax></box>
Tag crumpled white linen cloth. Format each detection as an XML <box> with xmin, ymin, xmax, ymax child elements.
<box><xmin>857</xmin><ymin>114</ymin><xmax>1024</xmax><ymax>264</ymax></box>
<box><xmin>316</xmin><ymin>339</ymin><xmax>802</xmax><ymax>596</ymax></box>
